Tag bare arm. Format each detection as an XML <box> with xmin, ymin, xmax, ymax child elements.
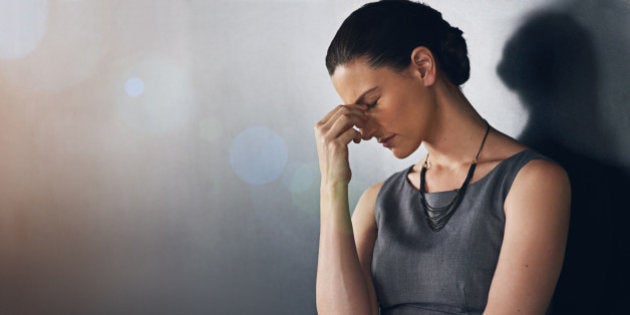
<box><xmin>316</xmin><ymin>183</ymin><xmax>380</xmax><ymax>315</ymax></box>
<box><xmin>351</xmin><ymin>183</ymin><xmax>382</xmax><ymax>315</ymax></box>
<box><xmin>484</xmin><ymin>160</ymin><xmax>571</xmax><ymax>314</ymax></box>
<box><xmin>314</xmin><ymin>103</ymin><xmax>378</xmax><ymax>315</ymax></box>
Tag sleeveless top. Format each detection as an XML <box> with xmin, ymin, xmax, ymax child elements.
<box><xmin>372</xmin><ymin>149</ymin><xmax>551</xmax><ymax>315</ymax></box>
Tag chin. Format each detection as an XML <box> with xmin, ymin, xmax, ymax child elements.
<box><xmin>391</xmin><ymin>147</ymin><xmax>414</xmax><ymax>159</ymax></box>
<box><xmin>389</xmin><ymin>140</ymin><xmax>422</xmax><ymax>159</ymax></box>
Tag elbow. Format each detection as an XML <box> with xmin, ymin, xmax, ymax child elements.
<box><xmin>316</xmin><ymin>297</ymin><xmax>376</xmax><ymax>315</ymax></box>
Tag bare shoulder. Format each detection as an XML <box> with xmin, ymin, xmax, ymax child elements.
<box><xmin>351</xmin><ymin>181</ymin><xmax>385</xmax><ymax>256</ymax></box>
<box><xmin>506</xmin><ymin>158</ymin><xmax>570</xmax><ymax>213</ymax></box>
<box><xmin>485</xmin><ymin>158</ymin><xmax>571</xmax><ymax>313</ymax></box>
<box><xmin>511</xmin><ymin>158</ymin><xmax>569</xmax><ymax>198</ymax></box>
<box><xmin>517</xmin><ymin>158</ymin><xmax>568</xmax><ymax>181</ymax></box>
<box><xmin>351</xmin><ymin>182</ymin><xmax>384</xmax><ymax>286</ymax></box>
<box><xmin>358</xmin><ymin>181</ymin><xmax>385</xmax><ymax>208</ymax></box>
<box><xmin>352</xmin><ymin>181</ymin><xmax>384</xmax><ymax>226</ymax></box>
<box><xmin>352</xmin><ymin>181</ymin><xmax>384</xmax><ymax>315</ymax></box>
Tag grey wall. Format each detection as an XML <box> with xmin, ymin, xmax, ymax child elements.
<box><xmin>0</xmin><ymin>1</ymin><xmax>627</xmax><ymax>314</ymax></box>
<box><xmin>497</xmin><ymin>1</ymin><xmax>630</xmax><ymax>313</ymax></box>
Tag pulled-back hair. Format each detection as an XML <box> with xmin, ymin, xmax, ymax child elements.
<box><xmin>325</xmin><ymin>0</ymin><xmax>470</xmax><ymax>86</ymax></box>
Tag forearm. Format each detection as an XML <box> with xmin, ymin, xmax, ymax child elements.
<box><xmin>316</xmin><ymin>182</ymin><xmax>373</xmax><ymax>315</ymax></box>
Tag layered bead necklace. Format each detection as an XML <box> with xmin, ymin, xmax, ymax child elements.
<box><xmin>419</xmin><ymin>120</ymin><xmax>491</xmax><ymax>231</ymax></box>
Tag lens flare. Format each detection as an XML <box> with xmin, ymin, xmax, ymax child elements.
<box><xmin>229</xmin><ymin>126</ymin><xmax>288</xmax><ymax>185</ymax></box>
<box><xmin>124</xmin><ymin>77</ymin><xmax>145</xmax><ymax>97</ymax></box>
<box><xmin>0</xmin><ymin>0</ymin><xmax>48</xmax><ymax>59</ymax></box>
<box><xmin>116</xmin><ymin>56</ymin><xmax>194</xmax><ymax>135</ymax></box>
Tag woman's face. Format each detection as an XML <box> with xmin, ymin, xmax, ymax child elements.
<box><xmin>331</xmin><ymin>57</ymin><xmax>436</xmax><ymax>159</ymax></box>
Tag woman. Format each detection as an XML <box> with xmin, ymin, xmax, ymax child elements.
<box><xmin>314</xmin><ymin>1</ymin><xmax>571</xmax><ymax>314</ymax></box>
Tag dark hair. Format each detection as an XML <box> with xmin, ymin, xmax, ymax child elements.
<box><xmin>325</xmin><ymin>0</ymin><xmax>470</xmax><ymax>86</ymax></box>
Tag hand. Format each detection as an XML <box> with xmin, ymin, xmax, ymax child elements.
<box><xmin>314</xmin><ymin>104</ymin><xmax>369</xmax><ymax>185</ymax></box>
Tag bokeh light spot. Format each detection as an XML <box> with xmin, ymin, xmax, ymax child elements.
<box><xmin>117</xmin><ymin>57</ymin><xmax>194</xmax><ymax>134</ymax></box>
<box><xmin>0</xmin><ymin>0</ymin><xmax>49</xmax><ymax>59</ymax></box>
<box><xmin>229</xmin><ymin>126</ymin><xmax>288</xmax><ymax>185</ymax></box>
<box><xmin>124</xmin><ymin>77</ymin><xmax>144</xmax><ymax>97</ymax></box>
<box><xmin>290</xmin><ymin>189</ymin><xmax>319</xmax><ymax>216</ymax></box>
<box><xmin>283</xmin><ymin>163</ymin><xmax>315</xmax><ymax>193</ymax></box>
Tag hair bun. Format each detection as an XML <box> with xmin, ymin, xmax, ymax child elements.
<box><xmin>439</xmin><ymin>26</ymin><xmax>470</xmax><ymax>85</ymax></box>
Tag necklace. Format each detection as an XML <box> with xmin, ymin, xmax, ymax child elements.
<box><xmin>419</xmin><ymin>120</ymin><xmax>491</xmax><ymax>231</ymax></box>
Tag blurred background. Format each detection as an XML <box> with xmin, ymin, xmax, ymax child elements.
<box><xmin>0</xmin><ymin>0</ymin><xmax>628</xmax><ymax>314</ymax></box>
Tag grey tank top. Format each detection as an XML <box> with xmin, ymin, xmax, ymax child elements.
<box><xmin>372</xmin><ymin>149</ymin><xmax>551</xmax><ymax>315</ymax></box>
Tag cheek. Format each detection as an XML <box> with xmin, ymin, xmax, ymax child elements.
<box><xmin>393</xmin><ymin>103</ymin><xmax>419</xmax><ymax>130</ymax></box>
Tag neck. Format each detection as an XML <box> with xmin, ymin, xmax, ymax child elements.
<box><xmin>422</xmin><ymin>79</ymin><xmax>488</xmax><ymax>169</ymax></box>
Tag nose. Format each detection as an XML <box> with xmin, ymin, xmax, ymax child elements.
<box><xmin>358</xmin><ymin>119</ymin><xmax>376</xmax><ymax>140</ymax></box>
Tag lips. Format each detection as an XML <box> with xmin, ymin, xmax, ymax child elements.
<box><xmin>379</xmin><ymin>135</ymin><xmax>396</xmax><ymax>147</ymax></box>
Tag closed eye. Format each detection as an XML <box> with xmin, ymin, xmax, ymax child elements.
<box><xmin>366</xmin><ymin>99</ymin><xmax>378</xmax><ymax>109</ymax></box>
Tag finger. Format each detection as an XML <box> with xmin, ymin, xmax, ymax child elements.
<box><xmin>316</xmin><ymin>105</ymin><xmax>364</xmax><ymax>140</ymax></box>
<box><xmin>317</xmin><ymin>105</ymin><xmax>368</xmax><ymax>144</ymax></box>
<box><xmin>352</xmin><ymin>127</ymin><xmax>362</xmax><ymax>144</ymax></box>
<box><xmin>344</xmin><ymin>104</ymin><xmax>369</xmax><ymax>118</ymax></box>
<box><xmin>318</xmin><ymin>108</ymin><xmax>366</xmax><ymax>141</ymax></box>
<box><xmin>329</xmin><ymin>111</ymin><xmax>368</xmax><ymax>139</ymax></box>
<box><xmin>317</xmin><ymin>105</ymin><xmax>344</xmax><ymax>127</ymax></box>
<box><xmin>346</xmin><ymin>103</ymin><xmax>369</xmax><ymax>111</ymax></box>
<box><xmin>315</xmin><ymin>106</ymin><xmax>346</xmax><ymax>142</ymax></box>
<box><xmin>338</xmin><ymin>125</ymin><xmax>362</xmax><ymax>145</ymax></box>
<box><xmin>322</xmin><ymin>104</ymin><xmax>367</xmax><ymax>126</ymax></box>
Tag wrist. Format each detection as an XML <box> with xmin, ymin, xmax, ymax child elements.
<box><xmin>320</xmin><ymin>180</ymin><xmax>348</xmax><ymax>194</ymax></box>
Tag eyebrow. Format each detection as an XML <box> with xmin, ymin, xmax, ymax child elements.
<box><xmin>353</xmin><ymin>86</ymin><xmax>379</xmax><ymax>105</ymax></box>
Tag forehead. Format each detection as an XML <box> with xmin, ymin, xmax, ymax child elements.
<box><xmin>331</xmin><ymin>58</ymin><xmax>391</xmax><ymax>104</ymax></box>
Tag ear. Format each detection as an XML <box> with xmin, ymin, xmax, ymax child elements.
<box><xmin>410</xmin><ymin>46</ymin><xmax>436</xmax><ymax>86</ymax></box>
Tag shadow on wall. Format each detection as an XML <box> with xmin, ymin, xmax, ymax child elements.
<box><xmin>497</xmin><ymin>2</ymin><xmax>630</xmax><ymax>315</ymax></box>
